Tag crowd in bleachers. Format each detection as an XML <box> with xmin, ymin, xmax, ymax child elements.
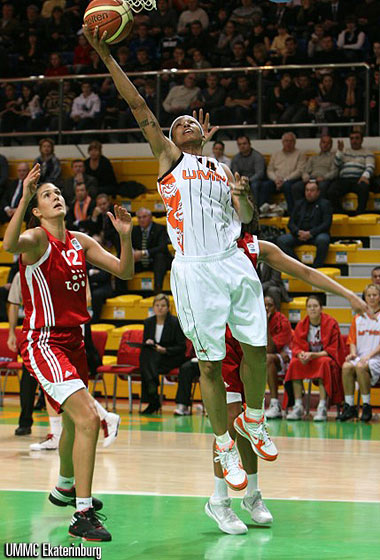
<box><xmin>1</xmin><ymin>0</ymin><xmax>380</xmax><ymax>141</ymax></box>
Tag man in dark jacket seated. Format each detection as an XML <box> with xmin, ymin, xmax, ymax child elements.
<box><xmin>140</xmin><ymin>294</ymin><xmax>186</xmax><ymax>414</ymax></box>
<box><xmin>277</xmin><ymin>180</ymin><xmax>332</xmax><ymax>269</ymax></box>
<box><xmin>132</xmin><ymin>207</ymin><xmax>172</xmax><ymax>293</ymax></box>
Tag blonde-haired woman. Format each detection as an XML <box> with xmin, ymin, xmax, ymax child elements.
<box><xmin>340</xmin><ymin>284</ymin><xmax>380</xmax><ymax>422</ymax></box>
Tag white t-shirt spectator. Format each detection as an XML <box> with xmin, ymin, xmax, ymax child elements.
<box><xmin>177</xmin><ymin>8</ymin><xmax>209</xmax><ymax>34</ymax></box>
<box><xmin>71</xmin><ymin>92</ymin><xmax>101</xmax><ymax>120</ymax></box>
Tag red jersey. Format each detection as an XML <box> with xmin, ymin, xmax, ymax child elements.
<box><xmin>237</xmin><ymin>233</ymin><xmax>259</xmax><ymax>269</ymax></box>
<box><xmin>19</xmin><ymin>227</ymin><xmax>90</xmax><ymax>330</ymax></box>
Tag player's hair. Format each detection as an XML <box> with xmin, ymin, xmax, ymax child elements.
<box><xmin>153</xmin><ymin>293</ymin><xmax>170</xmax><ymax>308</ymax></box>
<box><xmin>306</xmin><ymin>294</ymin><xmax>322</xmax><ymax>307</ymax></box>
<box><xmin>27</xmin><ymin>182</ymin><xmax>61</xmax><ymax>228</ymax></box>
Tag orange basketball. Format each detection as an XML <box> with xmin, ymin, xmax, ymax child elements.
<box><xmin>84</xmin><ymin>0</ymin><xmax>134</xmax><ymax>45</ymax></box>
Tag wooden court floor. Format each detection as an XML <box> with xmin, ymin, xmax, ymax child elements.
<box><xmin>1</xmin><ymin>398</ymin><xmax>380</xmax><ymax>559</ymax></box>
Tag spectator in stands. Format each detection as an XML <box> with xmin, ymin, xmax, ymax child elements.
<box><xmin>44</xmin><ymin>52</ymin><xmax>69</xmax><ymax>77</ymax></box>
<box><xmin>265</xmin><ymin>295</ymin><xmax>293</xmax><ymax>419</ymax></box>
<box><xmin>312</xmin><ymin>73</ymin><xmax>343</xmax><ymax>125</ymax></box>
<box><xmin>20</xmin><ymin>4</ymin><xmax>44</xmax><ymax>40</ymax></box>
<box><xmin>65</xmin><ymin>182</ymin><xmax>96</xmax><ymax>232</ymax></box>
<box><xmin>71</xmin><ymin>81</ymin><xmax>101</xmax><ymax>134</ymax></box>
<box><xmin>246</xmin><ymin>43</ymin><xmax>271</xmax><ymax>67</ymax></box>
<box><xmin>159</xmin><ymin>24</ymin><xmax>183</xmax><ymax>62</ymax></box>
<box><xmin>223</xmin><ymin>75</ymin><xmax>256</xmax><ymax>124</ymax></box>
<box><xmin>266</xmin><ymin>73</ymin><xmax>296</xmax><ymax>125</ymax></box>
<box><xmin>88</xmin><ymin>193</ymin><xmax>119</xmax><ymax>250</ymax></box>
<box><xmin>340</xmin><ymin>284</ymin><xmax>380</xmax><ymax>423</ymax></box>
<box><xmin>296</xmin><ymin>0</ymin><xmax>319</xmax><ymax>32</ymax></box>
<box><xmin>0</xmin><ymin>162</ymin><xmax>28</xmax><ymax>223</ymax></box>
<box><xmin>174</xmin><ymin>346</ymin><xmax>198</xmax><ymax>416</ymax></box>
<box><xmin>222</xmin><ymin>41</ymin><xmax>249</xmax><ymax>68</ymax></box>
<box><xmin>42</xmin><ymin>0</ymin><xmax>66</xmax><ymax>19</ymax></box>
<box><xmin>285</xmin><ymin>295</ymin><xmax>345</xmax><ymax>421</ymax></box>
<box><xmin>0</xmin><ymin>84</ymin><xmax>21</xmax><ymax>140</ymax></box>
<box><xmin>277</xmin><ymin>73</ymin><xmax>316</xmax><ymax>136</ymax></box>
<box><xmin>177</xmin><ymin>0</ymin><xmax>209</xmax><ymax>35</ymax></box>
<box><xmin>292</xmin><ymin>135</ymin><xmax>337</xmax><ymax>202</ymax></box>
<box><xmin>132</xmin><ymin>207</ymin><xmax>172</xmax><ymax>294</ymax></box>
<box><xmin>0</xmin><ymin>3</ymin><xmax>20</xmax><ymax>49</ymax></box>
<box><xmin>245</xmin><ymin>22</ymin><xmax>271</xmax><ymax>53</ymax></box>
<box><xmin>371</xmin><ymin>267</ymin><xmax>380</xmax><ymax>287</ymax></box>
<box><xmin>191</xmin><ymin>50</ymin><xmax>210</xmax><ymax>84</ymax></box>
<box><xmin>62</xmin><ymin>159</ymin><xmax>98</xmax><ymax>203</ymax></box>
<box><xmin>42</xmin><ymin>81</ymin><xmax>75</xmax><ymax>132</ymax></box>
<box><xmin>184</xmin><ymin>20</ymin><xmax>210</xmax><ymax>56</ymax></box>
<box><xmin>313</xmin><ymin>35</ymin><xmax>341</xmax><ymax>65</ymax></box>
<box><xmin>134</xmin><ymin>47</ymin><xmax>158</xmax><ymax>79</ymax></box>
<box><xmin>212</xmin><ymin>141</ymin><xmax>231</xmax><ymax>167</ymax></box>
<box><xmin>279</xmin><ymin>36</ymin><xmax>304</xmax><ymax>66</ymax></box>
<box><xmin>342</xmin><ymin>74</ymin><xmax>362</xmax><ymax>121</ymax></box>
<box><xmin>370</xmin><ymin>41</ymin><xmax>380</xmax><ymax>68</ymax></box>
<box><xmin>263</xmin><ymin>132</ymin><xmax>307</xmax><ymax>213</ymax></box>
<box><xmin>86</xmin><ymin>49</ymin><xmax>107</xmax><ymax>75</ymax></box>
<box><xmin>229</xmin><ymin>0</ymin><xmax>262</xmax><ymax>36</ymax></box>
<box><xmin>337</xmin><ymin>16</ymin><xmax>366</xmax><ymax>62</ymax></box>
<box><xmin>0</xmin><ymin>153</ymin><xmax>8</xmax><ymax>195</ymax></box>
<box><xmin>18</xmin><ymin>31</ymin><xmax>45</xmax><ymax>76</ymax></box>
<box><xmin>307</xmin><ymin>23</ymin><xmax>325</xmax><ymax>59</ymax></box>
<box><xmin>328</xmin><ymin>130</ymin><xmax>375</xmax><ymax>214</ymax></box>
<box><xmin>84</xmin><ymin>140</ymin><xmax>117</xmax><ymax>196</ymax></box>
<box><xmin>33</xmin><ymin>137</ymin><xmax>62</xmax><ymax>185</ymax></box>
<box><xmin>65</xmin><ymin>0</ymin><xmax>84</xmax><ymax>32</ymax></box>
<box><xmin>216</xmin><ymin>20</ymin><xmax>244</xmax><ymax>59</ymax></box>
<box><xmin>45</xmin><ymin>6</ymin><xmax>72</xmax><ymax>52</ymax></box>
<box><xmin>149</xmin><ymin>0</ymin><xmax>178</xmax><ymax>37</ymax></box>
<box><xmin>277</xmin><ymin>180</ymin><xmax>332</xmax><ymax>269</ymax></box>
<box><xmin>162</xmin><ymin>74</ymin><xmax>201</xmax><ymax>120</ymax></box>
<box><xmin>231</xmin><ymin>135</ymin><xmax>266</xmax><ymax>207</ymax></box>
<box><xmin>17</xmin><ymin>85</ymin><xmax>43</xmax><ymax>134</ymax></box>
<box><xmin>270</xmin><ymin>25</ymin><xmax>291</xmax><ymax>57</ymax></box>
<box><xmin>370</xmin><ymin>70</ymin><xmax>380</xmax><ymax>136</ymax></box>
<box><xmin>129</xmin><ymin>23</ymin><xmax>157</xmax><ymax>61</ymax></box>
<box><xmin>356</xmin><ymin>0</ymin><xmax>380</xmax><ymax>44</ymax></box>
<box><xmin>161</xmin><ymin>45</ymin><xmax>191</xmax><ymax>73</ymax></box>
<box><xmin>259</xmin><ymin>261</ymin><xmax>292</xmax><ymax>311</ymax></box>
<box><xmin>200</xmin><ymin>74</ymin><xmax>226</xmax><ymax>122</ymax></box>
<box><xmin>115</xmin><ymin>45</ymin><xmax>133</xmax><ymax>73</ymax></box>
<box><xmin>73</xmin><ymin>33</ymin><xmax>92</xmax><ymax>72</ymax></box>
<box><xmin>140</xmin><ymin>293</ymin><xmax>186</xmax><ymax>415</ymax></box>
<box><xmin>317</xmin><ymin>0</ymin><xmax>346</xmax><ymax>36</ymax></box>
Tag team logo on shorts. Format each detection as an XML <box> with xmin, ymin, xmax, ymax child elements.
<box><xmin>64</xmin><ymin>370</ymin><xmax>73</xmax><ymax>379</ymax></box>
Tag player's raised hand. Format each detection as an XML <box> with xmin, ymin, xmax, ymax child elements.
<box><xmin>232</xmin><ymin>172</ymin><xmax>250</xmax><ymax>198</ymax></box>
<box><xmin>23</xmin><ymin>163</ymin><xmax>40</xmax><ymax>201</ymax></box>
<box><xmin>83</xmin><ymin>24</ymin><xmax>110</xmax><ymax>60</ymax></box>
<box><xmin>108</xmin><ymin>205</ymin><xmax>133</xmax><ymax>237</ymax></box>
<box><xmin>193</xmin><ymin>109</ymin><xmax>219</xmax><ymax>146</ymax></box>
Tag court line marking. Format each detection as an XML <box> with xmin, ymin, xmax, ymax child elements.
<box><xmin>1</xmin><ymin>487</ymin><xmax>380</xmax><ymax>504</ymax></box>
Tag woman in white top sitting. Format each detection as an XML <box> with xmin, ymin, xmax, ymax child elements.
<box><xmin>340</xmin><ymin>284</ymin><xmax>380</xmax><ymax>423</ymax></box>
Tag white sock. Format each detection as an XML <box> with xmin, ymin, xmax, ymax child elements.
<box><xmin>245</xmin><ymin>473</ymin><xmax>258</xmax><ymax>498</ymax></box>
<box><xmin>215</xmin><ymin>431</ymin><xmax>233</xmax><ymax>448</ymax></box>
<box><xmin>318</xmin><ymin>399</ymin><xmax>326</xmax><ymax>408</ymax></box>
<box><xmin>49</xmin><ymin>416</ymin><xmax>62</xmax><ymax>438</ymax></box>
<box><xmin>245</xmin><ymin>406</ymin><xmax>263</xmax><ymax>420</ymax></box>
<box><xmin>94</xmin><ymin>399</ymin><xmax>108</xmax><ymax>421</ymax></box>
<box><xmin>362</xmin><ymin>394</ymin><xmax>371</xmax><ymax>405</ymax></box>
<box><xmin>295</xmin><ymin>398</ymin><xmax>303</xmax><ymax>407</ymax></box>
<box><xmin>212</xmin><ymin>476</ymin><xmax>228</xmax><ymax>500</ymax></box>
<box><xmin>76</xmin><ymin>497</ymin><xmax>93</xmax><ymax>512</ymax></box>
<box><xmin>345</xmin><ymin>395</ymin><xmax>354</xmax><ymax>406</ymax></box>
<box><xmin>57</xmin><ymin>475</ymin><xmax>74</xmax><ymax>490</ymax></box>
<box><xmin>270</xmin><ymin>398</ymin><xmax>279</xmax><ymax>406</ymax></box>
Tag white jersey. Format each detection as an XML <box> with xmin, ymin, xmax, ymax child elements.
<box><xmin>347</xmin><ymin>313</ymin><xmax>380</xmax><ymax>357</ymax></box>
<box><xmin>157</xmin><ymin>152</ymin><xmax>241</xmax><ymax>256</ymax></box>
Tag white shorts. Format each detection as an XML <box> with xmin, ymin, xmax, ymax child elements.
<box><xmin>171</xmin><ymin>245</ymin><xmax>267</xmax><ymax>361</ymax></box>
<box><xmin>350</xmin><ymin>355</ymin><xmax>380</xmax><ymax>386</ymax></box>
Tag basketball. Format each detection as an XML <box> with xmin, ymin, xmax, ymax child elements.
<box><xmin>83</xmin><ymin>0</ymin><xmax>134</xmax><ymax>45</ymax></box>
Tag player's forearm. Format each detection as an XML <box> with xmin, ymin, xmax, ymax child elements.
<box><xmin>102</xmin><ymin>55</ymin><xmax>146</xmax><ymax>111</ymax></box>
<box><xmin>301</xmin><ymin>266</ymin><xmax>357</xmax><ymax>304</ymax></box>
<box><xmin>235</xmin><ymin>196</ymin><xmax>254</xmax><ymax>224</ymax></box>
<box><xmin>118</xmin><ymin>233</ymin><xmax>134</xmax><ymax>280</ymax></box>
<box><xmin>3</xmin><ymin>197</ymin><xmax>30</xmax><ymax>253</ymax></box>
<box><xmin>7</xmin><ymin>303</ymin><xmax>19</xmax><ymax>331</ymax></box>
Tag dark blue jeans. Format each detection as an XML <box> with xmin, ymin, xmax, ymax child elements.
<box><xmin>261</xmin><ymin>179</ymin><xmax>299</xmax><ymax>214</ymax></box>
<box><xmin>277</xmin><ymin>232</ymin><xmax>330</xmax><ymax>268</ymax></box>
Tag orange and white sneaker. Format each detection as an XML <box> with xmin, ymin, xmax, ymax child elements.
<box><xmin>234</xmin><ymin>409</ymin><xmax>278</xmax><ymax>462</ymax></box>
<box><xmin>214</xmin><ymin>441</ymin><xmax>248</xmax><ymax>491</ymax></box>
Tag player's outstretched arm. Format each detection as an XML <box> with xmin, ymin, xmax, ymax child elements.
<box><xmin>3</xmin><ymin>164</ymin><xmax>46</xmax><ymax>257</ymax></box>
<box><xmin>83</xmin><ymin>25</ymin><xmax>180</xmax><ymax>169</ymax></box>
<box><xmin>259</xmin><ymin>240</ymin><xmax>369</xmax><ymax>316</ymax></box>
<box><xmin>75</xmin><ymin>205</ymin><xmax>134</xmax><ymax>280</ymax></box>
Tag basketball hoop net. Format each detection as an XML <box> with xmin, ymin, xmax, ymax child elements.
<box><xmin>126</xmin><ymin>0</ymin><xmax>157</xmax><ymax>13</ymax></box>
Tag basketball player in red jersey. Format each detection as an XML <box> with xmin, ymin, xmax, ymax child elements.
<box><xmin>3</xmin><ymin>164</ymin><xmax>134</xmax><ymax>542</ymax></box>
<box><xmin>207</xmin><ymin>216</ymin><xmax>369</xmax><ymax>534</ymax></box>
<box><xmin>85</xmin><ymin>25</ymin><xmax>370</xmax><ymax>496</ymax></box>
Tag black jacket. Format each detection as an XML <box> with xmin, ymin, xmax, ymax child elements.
<box><xmin>288</xmin><ymin>197</ymin><xmax>332</xmax><ymax>238</ymax></box>
<box><xmin>132</xmin><ymin>222</ymin><xmax>170</xmax><ymax>258</ymax></box>
<box><xmin>143</xmin><ymin>313</ymin><xmax>186</xmax><ymax>358</ymax></box>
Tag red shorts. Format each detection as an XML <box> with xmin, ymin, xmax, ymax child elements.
<box><xmin>222</xmin><ymin>328</ymin><xmax>245</xmax><ymax>404</ymax></box>
<box><xmin>20</xmin><ymin>326</ymin><xmax>88</xmax><ymax>413</ymax></box>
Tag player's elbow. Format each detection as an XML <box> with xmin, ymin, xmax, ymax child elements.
<box><xmin>2</xmin><ymin>240</ymin><xmax>17</xmax><ymax>253</ymax></box>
